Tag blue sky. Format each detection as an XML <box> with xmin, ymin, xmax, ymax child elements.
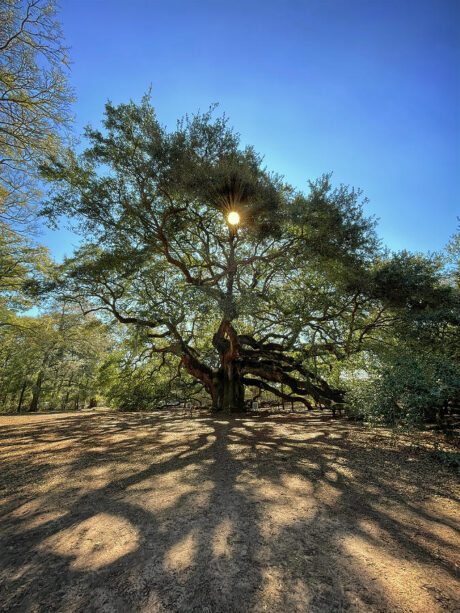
<box><xmin>42</xmin><ymin>0</ymin><xmax>459</xmax><ymax>260</ymax></box>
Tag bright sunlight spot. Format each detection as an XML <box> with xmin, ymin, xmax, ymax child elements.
<box><xmin>227</xmin><ymin>211</ymin><xmax>240</xmax><ymax>225</ymax></box>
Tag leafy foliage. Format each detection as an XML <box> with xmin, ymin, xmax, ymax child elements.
<box><xmin>0</xmin><ymin>309</ymin><xmax>112</xmax><ymax>412</ymax></box>
<box><xmin>346</xmin><ymin>351</ymin><xmax>460</xmax><ymax>426</ymax></box>
<box><xmin>0</xmin><ymin>0</ymin><xmax>73</xmax><ymax>226</ymax></box>
<box><xmin>0</xmin><ymin>225</ymin><xmax>51</xmax><ymax>324</ymax></box>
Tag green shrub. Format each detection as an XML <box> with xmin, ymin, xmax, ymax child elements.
<box><xmin>346</xmin><ymin>352</ymin><xmax>460</xmax><ymax>427</ymax></box>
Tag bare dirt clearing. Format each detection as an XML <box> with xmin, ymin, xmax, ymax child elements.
<box><xmin>0</xmin><ymin>410</ymin><xmax>459</xmax><ymax>612</ymax></box>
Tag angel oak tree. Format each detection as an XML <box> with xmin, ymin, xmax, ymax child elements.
<box><xmin>42</xmin><ymin>97</ymin><xmax>398</xmax><ymax>412</ymax></box>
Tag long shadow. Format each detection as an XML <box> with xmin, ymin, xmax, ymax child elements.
<box><xmin>0</xmin><ymin>415</ymin><xmax>266</xmax><ymax>611</ymax></box>
<box><xmin>0</xmin><ymin>411</ymin><xmax>459</xmax><ymax>612</ymax></box>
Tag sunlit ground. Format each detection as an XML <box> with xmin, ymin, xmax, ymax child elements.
<box><xmin>0</xmin><ymin>410</ymin><xmax>458</xmax><ymax>612</ymax></box>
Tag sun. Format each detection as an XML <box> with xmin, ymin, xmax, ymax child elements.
<box><xmin>227</xmin><ymin>211</ymin><xmax>240</xmax><ymax>225</ymax></box>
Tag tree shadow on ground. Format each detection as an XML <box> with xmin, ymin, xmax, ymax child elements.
<box><xmin>0</xmin><ymin>411</ymin><xmax>458</xmax><ymax>612</ymax></box>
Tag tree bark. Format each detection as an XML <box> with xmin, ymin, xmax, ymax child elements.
<box><xmin>29</xmin><ymin>371</ymin><xmax>43</xmax><ymax>412</ymax></box>
<box><xmin>214</xmin><ymin>366</ymin><xmax>245</xmax><ymax>412</ymax></box>
<box><xmin>17</xmin><ymin>380</ymin><xmax>27</xmax><ymax>413</ymax></box>
<box><xmin>212</xmin><ymin>318</ymin><xmax>246</xmax><ymax>412</ymax></box>
<box><xmin>64</xmin><ymin>376</ymin><xmax>73</xmax><ymax>407</ymax></box>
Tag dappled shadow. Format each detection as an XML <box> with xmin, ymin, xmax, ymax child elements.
<box><xmin>0</xmin><ymin>410</ymin><xmax>459</xmax><ymax>612</ymax></box>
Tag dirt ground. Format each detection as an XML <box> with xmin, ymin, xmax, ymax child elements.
<box><xmin>0</xmin><ymin>409</ymin><xmax>459</xmax><ymax>613</ymax></box>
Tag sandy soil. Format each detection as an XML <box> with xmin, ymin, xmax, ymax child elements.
<box><xmin>0</xmin><ymin>409</ymin><xmax>459</xmax><ymax>613</ymax></box>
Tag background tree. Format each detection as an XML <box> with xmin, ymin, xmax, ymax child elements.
<box><xmin>41</xmin><ymin>96</ymin><xmax>446</xmax><ymax>413</ymax></box>
<box><xmin>0</xmin><ymin>307</ymin><xmax>112</xmax><ymax>412</ymax></box>
<box><xmin>0</xmin><ymin>0</ymin><xmax>74</xmax><ymax>337</ymax></box>
<box><xmin>346</xmin><ymin>250</ymin><xmax>460</xmax><ymax>426</ymax></box>
<box><xmin>0</xmin><ymin>0</ymin><xmax>73</xmax><ymax>227</ymax></box>
<box><xmin>446</xmin><ymin>222</ymin><xmax>459</xmax><ymax>289</ymax></box>
<box><xmin>0</xmin><ymin>226</ymin><xmax>51</xmax><ymax>325</ymax></box>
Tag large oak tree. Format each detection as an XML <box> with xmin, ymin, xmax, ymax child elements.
<box><xmin>42</xmin><ymin>97</ymin><xmax>422</xmax><ymax>412</ymax></box>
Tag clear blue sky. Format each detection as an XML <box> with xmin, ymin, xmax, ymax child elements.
<box><xmin>42</xmin><ymin>0</ymin><xmax>459</xmax><ymax>259</ymax></box>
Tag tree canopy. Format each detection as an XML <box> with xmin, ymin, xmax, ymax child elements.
<box><xmin>38</xmin><ymin>96</ymin><xmax>459</xmax><ymax>414</ymax></box>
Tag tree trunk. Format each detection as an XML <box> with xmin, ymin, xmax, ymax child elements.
<box><xmin>210</xmin><ymin>320</ymin><xmax>245</xmax><ymax>411</ymax></box>
<box><xmin>17</xmin><ymin>381</ymin><xmax>27</xmax><ymax>413</ymax></box>
<box><xmin>214</xmin><ymin>367</ymin><xmax>245</xmax><ymax>412</ymax></box>
<box><xmin>29</xmin><ymin>371</ymin><xmax>43</xmax><ymax>412</ymax></box>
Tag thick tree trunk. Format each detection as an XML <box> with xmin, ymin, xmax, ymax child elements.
<box><xmin>214</xmin><ymin>368</ymin><xmax>245</xmax><ymax>412</ymax></box>
<box><xmin>211</xmin><ymin>318</ymin><xmax>246</xmax><ymax>412</ymax></box>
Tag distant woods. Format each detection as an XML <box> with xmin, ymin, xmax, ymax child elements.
<box><xmin>0</xmin><ymin>310</ymin><xmax>110</xmax><ymax>412</ymax></box>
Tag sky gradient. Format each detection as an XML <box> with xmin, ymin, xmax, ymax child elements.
<box><xmin>42</xmin><ymin>0</ymin><xmax>459</xmax><ymax>260</ymax></box>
